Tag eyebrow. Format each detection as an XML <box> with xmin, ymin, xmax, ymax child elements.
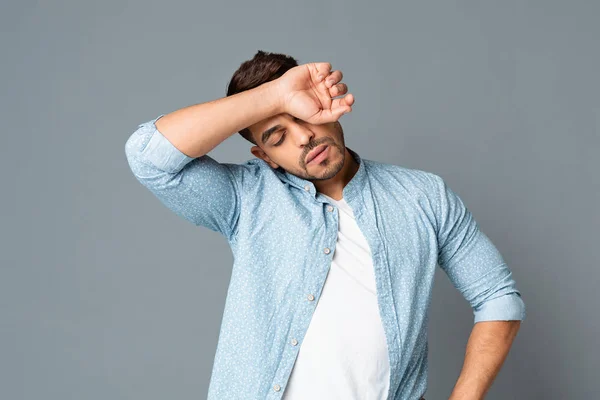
<box><xmin>261</xmin><ymin>124</ymin><xmax>284</xmax><ymax>145</ymax></box>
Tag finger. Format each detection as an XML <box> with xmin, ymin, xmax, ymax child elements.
<box><xmin>315</xmin><ymin>62</ymin><xmax>332</xmax><ymax>81</ymax></box>
<box><xmin>324</xmin><ymin>70</ymin><xmax>343</xmax><ymax>88</ymax></box>
<box><xmin>329</xmin><ymin>82</ymin><xmax>348</xmax><ymax>98</ymax></box>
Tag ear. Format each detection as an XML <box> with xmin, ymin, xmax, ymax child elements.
<box><xmin>250</xmin><ymin>146</ymin><xmax>280</xmax><ymax>169</ymax></box>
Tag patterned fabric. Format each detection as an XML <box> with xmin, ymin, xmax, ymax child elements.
<box><xmin>124</xmin><ymin>114</ymin><xmax>526</xmax><ymax>400</ymax></box>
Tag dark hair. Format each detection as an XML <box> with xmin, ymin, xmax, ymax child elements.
<box><xmin>226</xmin><ymin>50</ymin><xmax>298</xmax><ymax>145</ymax></box>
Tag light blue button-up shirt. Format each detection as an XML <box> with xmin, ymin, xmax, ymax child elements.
<box><xmin>124</xmin><ymin>114</ymin><xmax>526</xmax><ymax>400</ymax></box>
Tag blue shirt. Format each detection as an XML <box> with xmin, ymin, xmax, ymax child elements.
<box><xmin>124</xmin><ymin>114</ymin><xmax>526</xmax><ymax>400</ymax></box>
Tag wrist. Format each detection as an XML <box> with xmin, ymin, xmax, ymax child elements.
<box><xmin>264</xmin><ymin>79</ymin><xmax>287</xmax><ymax>115</ymax></box>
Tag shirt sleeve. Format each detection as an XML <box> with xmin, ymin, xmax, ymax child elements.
<box><xmin>428</xmin><ymin>173</ymin><xmax>526</xmax><ymax>323</ymax></box>
<box><xmin>124</xmin><ymin>114</ymin><xmax>242</xmax><ymax>242</ymax></box>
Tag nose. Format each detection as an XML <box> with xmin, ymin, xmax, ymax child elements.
<box><xmin>292</xmin><ymin>123</ymin><xmax>316</xmax><ymax>147</ymax></box>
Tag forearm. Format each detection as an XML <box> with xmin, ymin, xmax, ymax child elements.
<box><xmin>155</xmin><ymin>80</ymin><xmax>284</xmax><ymax>158</ymax></box>
<box><xmin>449</xmin><ymin>320</ymin><xmax>521</xmax><ymax>400</ymax></box>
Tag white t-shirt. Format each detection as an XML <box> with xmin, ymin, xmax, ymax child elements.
<box><xmin>281</xmin><ymin>194</ymin><xmax>390</xmax><ymax>400</ymax></box>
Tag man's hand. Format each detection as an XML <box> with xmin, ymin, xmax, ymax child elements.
<box><xmin>275</xmin><ymin>62</ymin><xmax>355</xmax><ymax>124</ymax></box>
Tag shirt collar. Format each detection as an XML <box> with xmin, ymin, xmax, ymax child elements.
<box><xmin>272</xmin><ymin>146</ymin><xmax>367</xmax><ymax>203</ymax></box>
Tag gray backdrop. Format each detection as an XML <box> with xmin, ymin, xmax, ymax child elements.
<box><xmin>2</xmin><ymin>0</ymin><xmax>598</xmax><ymax>399</ymax></box>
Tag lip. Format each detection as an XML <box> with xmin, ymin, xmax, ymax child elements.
<box><xmin>306</xmin><ymin>145</ymin><xmax>329</xmax><ymax>164</ymax></box>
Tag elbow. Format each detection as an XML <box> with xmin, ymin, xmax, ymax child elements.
<box><xmin>124</xmin><ymin>123</ymin><xmax>147</xmax><ymax>161</ymax></box>
<box><xmin>124</xmin><ymin>126</ymin><xmax>160</xmax><ymax>183</ymax></box>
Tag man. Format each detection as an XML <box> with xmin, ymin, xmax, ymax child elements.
<box><xmin>124</xmin><ymin>50</ymin><xmax>525</xmax><ymax>400</ymax></box>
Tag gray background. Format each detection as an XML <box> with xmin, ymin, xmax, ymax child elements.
<box><xmin>2</xmin><ymin>0</ymin><xmax>598</xmax><ymax>399</ymax></box>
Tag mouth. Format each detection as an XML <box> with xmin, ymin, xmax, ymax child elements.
<box><xmin>306</xmin><ymin>145</ymin><xmax>329</xmax><ymax>164</ymax></box>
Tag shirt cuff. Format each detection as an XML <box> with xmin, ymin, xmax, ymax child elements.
<box><xmin>473</xmin><ymin>293</ymin><xmax>526</xmax><ymax>323</ymax></box>
<box><xmin>140</xmin><ymin>114</ymin><xmax>195</xmax><ymax>174</ymax></box>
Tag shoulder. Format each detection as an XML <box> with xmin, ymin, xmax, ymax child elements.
<box><xmin>222</xmin><ymin>156</ymin><xmax>288</xmax><ymax>194</ymax></box>
<box><xmin>223</xmin><ymin>157</ymin><xmax>264</xmax><ymax>180</ymax></box>
<box><xmin>363</xmin><ymin>158</ymin><xmax>443</xmax><ymax>196</ymax></box>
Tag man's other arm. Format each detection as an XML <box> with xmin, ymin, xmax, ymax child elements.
<box><xmin>428</xmin><ymin>173</ymin><xmax>525</xmax><ymax>398</ymax></box>
<box><xmin>428</xmin><ymin>172</ymin><xmax>526</xmax><ymax>323</ymax></box>
<box><xmin>448</xmin><ymin>320</ymin><xmax>521</xmax><ymax>400</ymax></box>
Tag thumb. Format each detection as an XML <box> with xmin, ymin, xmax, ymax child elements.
<box><xmin>311</xmin><ymin>106</ymin><xmax>351</xmax><ymax>124</ymax></box>
<box><xmin>331</xmin><ymin>106</ymin><xmax>352</xmax><ymax>120</ymax></box>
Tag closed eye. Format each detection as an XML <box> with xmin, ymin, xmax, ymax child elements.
<box><xmin>273</xmin><ymin>131</ymin><xmax>286</xmax><ymax>146</ymax></box>
<box><xmin>273</xmin><ymin>118</ymin><xmax>300</xmax><ymax>146</ymax></box>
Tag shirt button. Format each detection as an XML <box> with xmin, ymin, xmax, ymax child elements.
<box><xmin>304</xmin><ymin>184</ymin><xmax>310</xmax><ymax>191</ymax></box>
<box><xmin>273</xmin><ymin>384</ymin><xmax>281</xmax><ymax>392</ymax></box>
<box><xmin>291</xmin><ymin>338</ymin><xmax>298</xmax><ymax>346</ymax></box>
<box><xmin>307</xmin><ymin>294</ymin><xmax>315</xmax><ymax>301</ymax></box>
<box><xmin>324</xmin><ymin>247</ymin><xmax>330</xmax><ymax>254</ymax></box>
<box><xmin>326</xmin><ymin>205</ymin><xmax>334</xmax><ymax>212</ymax></box>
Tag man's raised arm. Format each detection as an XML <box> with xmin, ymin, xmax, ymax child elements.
<box><xmin>123</xmin><ymin>79</ymin><xmax>285</xmax><ymax>240</ymax></box>
<box><xmin>152</xmin><ymin>80</ymin><xmax>283</xmax><ymax>159</ymax></box>
<box><xmin>124</xmin><ymin>62</ymin><xmax>353</xmax><ymax>241</ymax></box>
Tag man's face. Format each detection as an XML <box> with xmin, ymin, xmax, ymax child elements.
<box><xmin>248</xmin><ymin>113</ymin><xmax>346</xmax><ymax>181</ymax></box>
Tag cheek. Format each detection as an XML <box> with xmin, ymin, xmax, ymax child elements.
<box><xmin>270</xmin><ymin>149</ymin><xmax>296</xmax><ymax>165</ymax></box>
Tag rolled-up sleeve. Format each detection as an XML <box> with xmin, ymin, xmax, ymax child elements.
<box><xmin>124</xmin><ymin>114</ymin><xmax>242</xmax><ymax>242</ymax></box>
<box><xmin>428</xmin><ymin>173</ymin><xmax>526</xmax><ymax>323</ymax></box>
